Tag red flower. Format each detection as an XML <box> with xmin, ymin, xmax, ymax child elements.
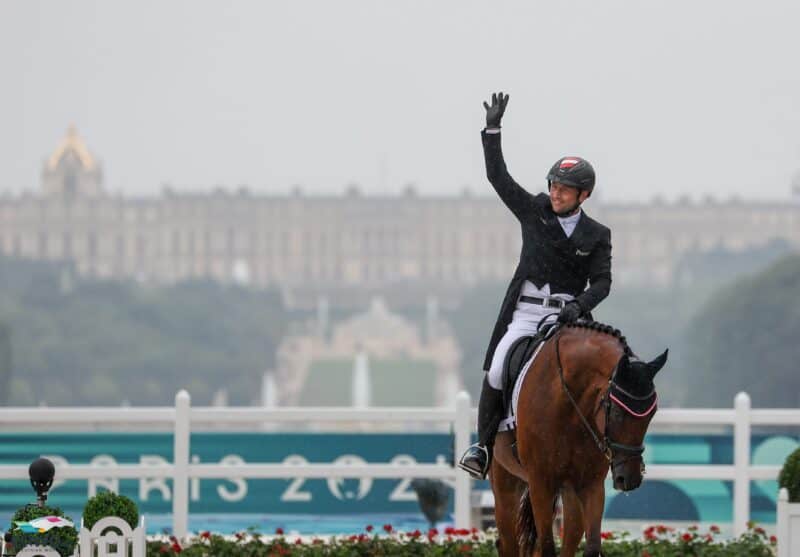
<box><xmin>199</xmin><ymin>531</ymin><xmax>211</xmax><ymax>540</ymax></box>
<box><xmin>600</xmin><ymin>531</ymin><xmax>614</xmax><ymax>540</ymax></box>
<box><xmin>294</xmin><ymin>538</ymin><xmax>303</xmax><ymax>545</ymax></box>
<box><xmin>709</xmin><ymin>524</ymin><xmax>720</xmax><ymax>534</ymax></box>
<box><xmin>409</xmin><ymin>529</ymin><xmax>422</xmax><ymax>539</ymax></box>
<box><xmin>275</xmin><ymin>527</ymin><xmax>284</xmax><ymax>536</ymax></box>
<box><xmin>755</xmin><ymin>526</ymin><xmax>766</xmax><ymax>535</ymax></box>
<box><xmin>365</xmin><ymin>524</ymin><xmax>374</xmax><ymax>532</ymax></box>
<box><xmin>170</xmin><ymin>542</ymin><xmax>182</xmax><ymax>553</ymax></box>
<box><xmin>312</xmin><ymin>538</ymin><xmax>323</xmax><ymax>545</ymax></box>
<box><xmin>444</xmin><ymin>526</ymin><xmax>456</xmax><ymax>535</ymax></box>
<box><xmin>770</xmin><ymin>535</ymin><xmax>778</xmax><ymax>544</ymax></box>
<box><xmin>682</xmin><ymin>532</ymin><xmax>693</xmax><ymax>542</ymax></box>
<box><xmin>458</xmin><ymin>543</ymin><xmax>472</xmax><ymax>553</ymax></box>
<box><xmin>383</xmin><ymin>524</ymin><xmax>393</xmax><ymax>533</ymax></box>
<box><xmin>471</xmin><ymin>527</ymin><xmax>478</xmax><ymax>534</ymax></box>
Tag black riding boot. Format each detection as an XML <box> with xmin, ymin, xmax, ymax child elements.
<box><xmin>458</xmin><ymin>376</ymin><xmax>505</xmax><ymax>480</ymax></box>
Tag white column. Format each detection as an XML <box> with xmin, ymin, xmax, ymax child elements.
<box><xmin>426</xmin><ymin>295</ymin><xmax>439</xmax><ymax>343</ymax></box>
<box><xmin>173</xmin><ymin>390</ymin><xmax>191</xmax><ymax>540</ymax></box>
<box><xmin>317</xmin><ymin>296</ymin><xmax>329</xmax><ymax>338</ymax></box>
<box><xmin>262</xmin><ymin>371</ymin><xmax>277</xmax><ymax>408</ymax></box>
<box><xmin>733</xmin><ymin>391</ymin><xmax>751</xmax><ymax>536</ymax></box>
<box><xmin>352</xmin><ymin>350</ymin><xmax>371</xmax><ymax>408</ymax></box>
<box><xmin>454</xmin><ymin>390</ymin><xmax>472</xmax><ymax>528</ymax></box>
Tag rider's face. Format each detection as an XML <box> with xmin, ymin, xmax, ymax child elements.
<box><xmin>549</xmin><ymin>182</ymin><xmax>589</xmax><ymax>215</ymax></box>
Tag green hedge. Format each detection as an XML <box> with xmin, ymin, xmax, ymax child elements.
<box><xmin>82</xmin><ymin>491</ymin><xmax>139</xmax><ymax>531</ymax></box>
<box><xmin>779</xmin><ymin>447</ymin><xmax>800</xmax><ymax>502</ymax></box>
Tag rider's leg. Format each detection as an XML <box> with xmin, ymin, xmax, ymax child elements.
<box><xmin>458</xmin><ymin>376</ymin><xmax>505</xmax><ymax>479</ymax></box>
<box><xmin>458</xmin><ymin>325</ymin><xmax>535</xmax><ymax>479</ymax></box>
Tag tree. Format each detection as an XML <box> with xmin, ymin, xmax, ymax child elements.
<box><xmin>684</xmin><ymin>254</ymin><xmax>800</xmax><ymax>407</ymax></box>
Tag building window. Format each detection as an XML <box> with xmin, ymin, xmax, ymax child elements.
<box><xmin>38</xmin><ymin>232</ymin><xmax>48</xmax><ymax>257</ymax></box>
<box><xmin>64</xmin><ymin>171</ymin><xmax>78</xmax><ymax>197</ymax></box>
<box><xmin>63</xmin><ymin>233</ymin><xmax>72</xmax><ymax>258</ymax></box>
<box><xmin>88</xmin><ymin>233</ymin><xmax>97</xmax><ymax>259</ymax></box>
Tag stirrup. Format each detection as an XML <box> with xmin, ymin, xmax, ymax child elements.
<box><xmin>458</xmin><ymin>444</ymin><xmax>490</xmax><ymax>480</ymax></box>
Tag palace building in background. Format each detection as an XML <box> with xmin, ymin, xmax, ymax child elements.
<box><xmin>2</xmin><ymin>128</ymin><xmax>799</xmax><ymax>308</ymax></box>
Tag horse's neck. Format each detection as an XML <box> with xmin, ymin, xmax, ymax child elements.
<box><xmin>557</xmin><ymin>332</ymin><xmax>619</xmax><ymax>409</ymax></box>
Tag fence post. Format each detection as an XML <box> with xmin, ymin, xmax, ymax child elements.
<box><xmin>454</xmin><ymin>390</ymin><xmax>472</xmax><ymax>529</ymax></box>
<box><xmin>173</xmin><ymin>390</ymin><xmax>191</xmax><ymax>540</ymax></box>
<box><xmin>733</xmin><ymin>391</ymin><xmax>751</xmax><ymax>537</ymax></box>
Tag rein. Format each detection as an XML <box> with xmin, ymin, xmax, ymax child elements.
<box><xmin>553</xmin><ymin>328</ymin><xmax>655</xmax><ymax>466</ymax></box>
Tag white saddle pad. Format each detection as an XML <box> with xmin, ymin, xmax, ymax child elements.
<box><xmin>497</xmin><ymin>327</ymin><xmax>558</xmax><ymax>432</ymax></box>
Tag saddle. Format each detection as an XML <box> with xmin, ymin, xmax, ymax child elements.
<box><xmin>501</xmin><ymin>323</ymin><xmax>558</xmax><ymax>413</ymax></box>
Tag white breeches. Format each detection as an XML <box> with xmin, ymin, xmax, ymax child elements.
<box><xmin>486</xmin><ymin>281</ymin><xmax>574</xmax><ymax>390</ymax></box>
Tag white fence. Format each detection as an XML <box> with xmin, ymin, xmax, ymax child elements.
<box><xmin>0</xmin><ymin>390</ymin><xmax>797</xmax><ymax>539</ymax></box>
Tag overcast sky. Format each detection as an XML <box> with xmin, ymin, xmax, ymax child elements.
<box><xmin>1</xmin><ymin>1</ymin><xmax>798</xmax><ymax>203</ymax></box>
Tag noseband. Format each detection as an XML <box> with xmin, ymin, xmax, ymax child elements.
<box><xmin>553</xmin><ymin>329</ymin><xmax>657</xmax><ymax>465</ymax></box>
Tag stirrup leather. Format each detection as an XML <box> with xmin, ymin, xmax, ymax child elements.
<box><xmin>458</xmin><ymin>443</ymin><xmax>490</xmax><ymax>479</ymax></box>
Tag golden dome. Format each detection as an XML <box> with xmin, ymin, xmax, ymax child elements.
<box><xmin>47</xmin><ymin>125</ymin><xmax>96</xmax><ymax>171</ymax></box>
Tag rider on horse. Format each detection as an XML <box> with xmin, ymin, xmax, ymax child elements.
<box><xmin>458</xmin><ymin>92</ymin><xmax>614</xmax><ymax>480</ymax></box>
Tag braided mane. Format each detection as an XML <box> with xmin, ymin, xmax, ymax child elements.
<box><xmin>564</xmin><ymin>320</ymin><xmax>634</xmax><ymax>357</ymax></box>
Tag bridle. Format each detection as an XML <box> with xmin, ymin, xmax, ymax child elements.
<box><xmin>553</xmin><ymin>328</ymin><xmax>657</xmax><ymax>467</ymax></box>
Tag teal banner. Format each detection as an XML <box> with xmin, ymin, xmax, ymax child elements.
<box><xmin>0</xmin><ymin>432</ymin><xmax>796</xmax><ymax>525</ymax></box>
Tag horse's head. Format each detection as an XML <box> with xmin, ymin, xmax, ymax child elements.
<box><xmin>606</xmin><ymin>349</ymin><xmax>668</xmax><ymax>492</ymax></box>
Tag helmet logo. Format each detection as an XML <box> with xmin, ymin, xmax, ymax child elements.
<box><xmin>559</xmin><ymin>158</ymin><xmax>580</xmax><ymax>169</ymax></box>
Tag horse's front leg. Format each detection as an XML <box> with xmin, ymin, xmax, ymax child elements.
<box><xmin>489</xmin><ymin>459</ymin><xmax>527</xmax><ymax>557</ymax></box>
<box><xmin>528</xmin><ymin>483</ymin><xmax>558</xmax><ymax>557</ymax></box>
<box><xmin>578</xmin><ymin>480</ymin><xmax>605</xmax><ymax>557</ymax></box>
<box><xmin>560</xmin><ymin>486</ymin><xmax>585</xmax><ymax>556</ymax></box>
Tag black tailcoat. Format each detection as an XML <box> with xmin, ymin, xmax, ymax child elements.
<box><xmin>482</xmin><ymin>130</ymin><xmax>613</xmax><ymax>371</ymax></box>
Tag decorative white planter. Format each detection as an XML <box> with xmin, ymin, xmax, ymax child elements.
<box><xmin>14</xmin><ymin>546</ymin><xmax>62</xmax><ymax>557</ymax></box>
<box><xmin>78</xmin><ymin>516</ymin><xmax>146</xmax><ymax>557</ymax></box>
<box><xmin>777</xmin><ymin>487</ymin><xmax>800</xmax><ymax>557</ymax></box>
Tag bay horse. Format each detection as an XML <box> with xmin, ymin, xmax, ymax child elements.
<box><xmin>489</xmin><ymin>321</ymin><xmax>667</xmax><ymax>557</ymax></box>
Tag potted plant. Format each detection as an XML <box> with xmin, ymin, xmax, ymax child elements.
<box><xmin>777</xmin><ymin>447</ymin><xmax>800</xmax><ymax>557</ymax></box>
<box><xmin>4</xmin><ymin>503</ymin><xmax>77</xmax><ymax>557</ymax></box>
<box><xmin>78</xmin><ymin>491</ymin><xmax>144</xmax><ymax>557</ymax></box>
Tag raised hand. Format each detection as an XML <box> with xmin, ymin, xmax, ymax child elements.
<box><xmin>483</xmin><ymin>92</ymin><xmax>509</xmax><ymax>129</ymax></box>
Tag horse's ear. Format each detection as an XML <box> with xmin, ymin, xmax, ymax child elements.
<box><xmin>646</xmin><ymin>349</ymin><xmax>669</xmax><ymax>379</ymax></box>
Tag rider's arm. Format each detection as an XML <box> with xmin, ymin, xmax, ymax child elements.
<box><xmin>574</xmin><ymin>228</ymin><xmax>612</xmax><ymax>312</ymax></box>
<box><xmin>481</xmin><ymin>130</ymin><xmax>536</xmax><ymax>221</ymax></box>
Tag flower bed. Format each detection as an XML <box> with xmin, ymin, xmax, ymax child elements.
<box><xmin>144</xmin><ymin>523</ymin><xmax>777</xmax><ymax>556</ymax></box>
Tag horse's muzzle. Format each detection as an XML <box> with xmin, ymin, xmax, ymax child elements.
<box><xmin>613</xmin><ymin>473</ymin><xmax>642</xmax><ymax>492</ymax></box>
<box><xmin>612</xmin><ymin>461</ymin><xmax>645</xmax><ymax>492</ymax></box>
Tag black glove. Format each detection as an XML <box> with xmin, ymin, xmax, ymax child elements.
<box><xmin>483</xmin><ymin>92</ymin><xmax>509</xmax><ymax>129</ymax></box>
<box><xmin>557</xmin><ymin>301</ymin><xmax>583</xmax><ymax>324</ymax></box>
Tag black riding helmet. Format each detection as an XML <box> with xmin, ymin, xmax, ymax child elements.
<box><xmin>547</xmin><ymin>157</ymin><xmax>595</xmax><ymax>193</ymax></box>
